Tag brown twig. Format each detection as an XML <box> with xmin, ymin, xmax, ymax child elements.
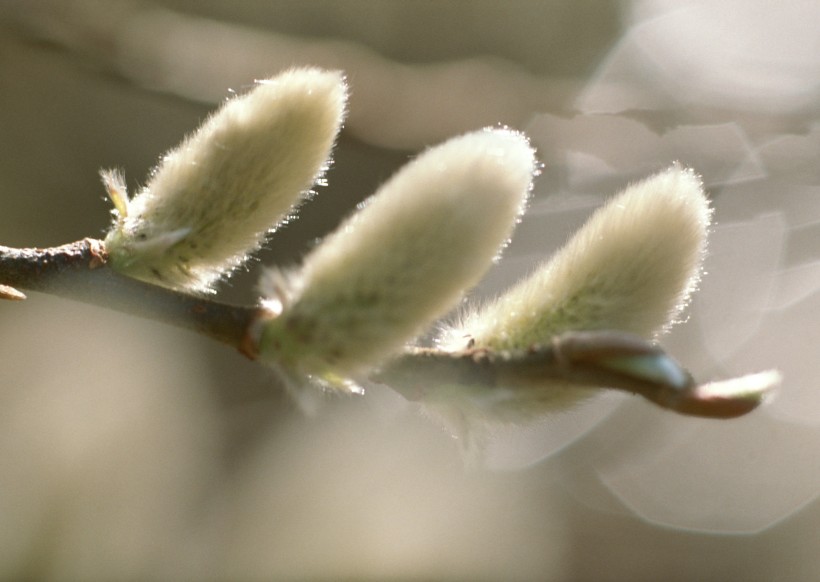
<box><xmin>0</xmin><ymin>239</ymin><xmax>263</xmax><ymax>354</ymax></box>
<box><xmin>0</xmin><ymin>239</ymin><xmax>776</xmax><ymax>418</ymax></box>
<box><xmin>375</xmin><ymin>331</ymin><xmax>774</xmax><ymax>419</ymax></box>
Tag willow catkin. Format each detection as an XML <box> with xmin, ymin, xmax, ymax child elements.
<box><xmin>104</xmin><ymin>68</ymin><xmax>347</xmax><ymax>293</ymax></box>
<box><xmin>440</xmin><ymin>165</ymin><xmax>712</xmax><ymax>352</ymax></box>
<box><xmin>258</xmin><ymin>128</ymin><xmax>537</xmax><ymax>384</ymax></box>
<box><xmin>426</xmin><ymin>165</ymin><xmax>712</xmax><ymax>425</ymax></box>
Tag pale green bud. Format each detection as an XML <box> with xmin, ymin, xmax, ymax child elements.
<box><xmin>103</xmin><ymin>67</ymin><xmax>347</xmax><ymax>292</ymax></box>
<box><xmin>421</xmin><ymin>165</ymin><xmax>712</xmax><ymax>434</ymax></box>
<box><xmin>258</xmin><ymin>128</ymin><xmax>537</xmax><ymax>384</ymax></box>
<box><xmin>440</xmin><ymin>164</ymin><xmax>712</xmax><ymax>352</ymax></box>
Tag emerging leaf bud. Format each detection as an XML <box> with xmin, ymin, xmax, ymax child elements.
<box><xmin>440</xmin><ymin>164</ymin><xmax>712</xmax><ymax>353</ymax></box>
<box><xmin>258</xmin><ymin>128</ymin><xmax>537</xmax><ymax>384</ymax></box>
<box><xmin>103</xmin><ymin>67</ymin><xmax>347</xmax><ymax>292</ymax></box>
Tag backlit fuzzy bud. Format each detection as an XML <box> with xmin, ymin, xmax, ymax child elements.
<box><xmin>417</xmin><ymin>167</ymin><xmax>712</xmax><ymax>446</ymax></box>
<box><xmin>104</xmin><ymin>67</ymin><xmax>347</xmax><ymax>292</ymax></box>
<box><xmin>258</xmin><ymin>128</ymin><xmax>537</xmax><ymax>383</ymax></box>
<box><xmin>440</xmin><ymin>165</ymin><xmax>712</xmax><ymax>352</ymax></box>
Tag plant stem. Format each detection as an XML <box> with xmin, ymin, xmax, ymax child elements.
<box><xmin>0</xmin><ymin>239</ymin><xmax>263</xmax><ymax>355</ymax></box>
<box><xmin>374</xmin><ymin>332</ymin><xmax>773</xmax><ymax>419</ymax></box>
<box><xmin>0</xmin><ymin>239</ymin><xmax>776</xmax><ymax>418</ymax></box>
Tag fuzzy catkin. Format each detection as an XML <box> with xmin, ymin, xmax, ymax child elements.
<box><xmin>419</xmin><ymin>165</ymin><xmax>711</xmax><ymax>431</ymax></box>
<box><xmin>440</xmin><ymin>165</ymin><xmax>712</xmax><ymax>352</ymax></box>
<box><xmin>104</xmin><ymin>68</ymin><xmax>347</xmax><ymax>292</ymax></box>
<box><xmin>258</xmin><ymin>128</ymin><xmax>537</xmax><ymax>382</ymax></box>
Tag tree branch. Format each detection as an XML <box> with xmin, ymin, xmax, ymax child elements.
<box><xmin>0</xmin><ymin>239</ymin><xmax>776</xmax><ymax>419</ymax></box>
<box><xmin>0</xmin><ymin>239</ymin><xmax>264</xmax><ymax>356</ymax></box>
<box><xmin>375</xmin><ymin>332</ymin><xmax>775</xmax><ymax>419</ymax></box>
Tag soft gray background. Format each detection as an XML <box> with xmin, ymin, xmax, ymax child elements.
<box><xmin>1</xmin><ymin>1</ymin><xmax>818</xmax><ymax>580</ymax></box>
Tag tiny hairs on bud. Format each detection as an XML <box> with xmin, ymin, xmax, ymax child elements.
<box><xmin>104</xmin><ymin>67</ymin><xmax>348</xmax><ymax>292</ymax></box>
<box><xmin>258</xmin><ymin>128</ymin><xmax>537</xmax><ymax>384</ymax></box>
<box><xmin>440</xmin><ymin>164</ymin><xmax>712</xmax><ymax>353</ymax></box>
<box><xmin>424</xmin><ymin>165</ymin><xmax>712</xmax><ymax>430</ymax></box>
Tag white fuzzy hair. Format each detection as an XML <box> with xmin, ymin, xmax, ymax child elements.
<box><xmin>259</xmin><ymin>128</ymin><xmax>537</xmax><ymax>381</ymax></box>
<box><xmin>440</xmin><ymin>164</ymin><xmax>712</xmax><ymax>352</ymax></box>
<box><xmin>104</xmin><ymin>67</ymin><xmax>347</xmax><ymax>292</ymax></box>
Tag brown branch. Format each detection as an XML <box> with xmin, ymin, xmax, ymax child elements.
<box><xmin>375</xmin><ymin>331</ymin><xmax>775</xmax><ymax>419</ymax></box>
<box><xmin>0</xmin><ymin>239</ymin><xmax>776</xmax><ymax>419</ymax></box>
<box><xmin>0</xmin><ymin>239</ymin><xmax>264</xmax><ymax>356</ymax></box>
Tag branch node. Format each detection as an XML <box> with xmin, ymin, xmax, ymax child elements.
<box><xmin>85</xmin><ymin>238</ymin><xmax>109</xmax><ymax>269</ymax></box>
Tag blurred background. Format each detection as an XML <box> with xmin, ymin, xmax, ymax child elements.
<box><xmin>0</xmin><ymin>1</ymin><xmax>819</xmax><ymax>579</ymax></box>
